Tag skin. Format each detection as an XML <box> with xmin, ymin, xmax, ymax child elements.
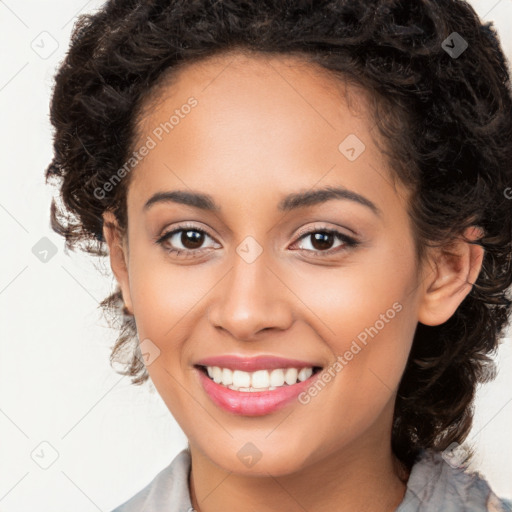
<box><xmin>102</xmin><ymin>50</ymin><xmax>484</xmax><ymax>512</ymax></box>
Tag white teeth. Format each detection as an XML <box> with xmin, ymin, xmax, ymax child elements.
<box><xmin>251</xmin><ymin>370</ymin><xmax>270</xmax><ymax>389</ymax></box>
<box><xmin>298</xmin><ymin>367</ymin><xmax>313</xmax><ymax>382</ymax></box>
<box><xmin>212</xmin><ymin>366</ymin><xmax>222</xmax><ymax>383</ymax></box>
<box><xmin>233</xmin><ymin>386</ymin><xmax>277</xmax><ymax>392</ymax></box>
<box><xmin>269</xmin><ymin>369</ymin><xmax>285</xmax><ymax>387</ymax></box>
<box><xmin>204</xmin><ymin>365</ymin><xmax>317</xmax><ymax>391</ymax></box>
<box><xmin>284</xmin><ymin>368</ymin><xmax>298</xmax><ymax>385</ymax></box>
<box><xmin>221</xmin><ymin>368</ymin><xmax>233</xmax><ymax>386</ymax></box>
<box><xmin>232</xmin><ymin>370</ymin><xmax>251</xmax><ymax>388</ymax></box>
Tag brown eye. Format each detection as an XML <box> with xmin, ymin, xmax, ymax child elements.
<box><xmin>155</xmin><ymin>224</ymin><xmax>220</xmax><ymax>257</ymax></box>
<box><xmin>179</xmin><ymin>229</ymin><xmax>205</xmax><ymax>249</ymax></box>
<box><xmin>292</xmin><ymin>227</ymin><xmax>360</xmax><ymax>257</ymax></box>
<box><xmin>309</xmin><ymin>232</ymin><xmax>336</xmax><ymax>251</ymax></box>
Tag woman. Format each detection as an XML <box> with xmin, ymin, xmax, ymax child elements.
<box><xmin>45</xmin><ymin>0</ymin><xmax>512</xmax><ymax>510</ymax></box>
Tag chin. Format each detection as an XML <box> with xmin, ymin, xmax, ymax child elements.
<box><xmin>201</xmin><ymin>440</ymin><xmax>317</xmax><ymax>477</ymax></box>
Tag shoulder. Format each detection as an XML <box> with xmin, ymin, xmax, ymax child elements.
<box><xmin>397</xmin><ymin>449</ymin><xmax>512</xmax><ymax>512</ymax></box>
<box><xmin>110</xmin><ymin>448</ymin><xmax>193</xmax><ymax>512</ymax></box>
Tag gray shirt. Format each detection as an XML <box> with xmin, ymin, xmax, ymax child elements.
<box><xmin>111</xmin><ymin>448</ymin><xmax>512</xmax><ymax>511</ymax></box>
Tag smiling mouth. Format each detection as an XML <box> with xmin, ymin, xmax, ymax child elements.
<box><xmin>195</xmin><ymin>364</ymin><xmax>323</xmax><ymax>392</ymax></box>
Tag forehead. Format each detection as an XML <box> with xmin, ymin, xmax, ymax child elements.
<box><xmin>136</xmin><ymin>50</ymin><xmax>372</xmax><ymax>128</ymax></box>
<box><xmin>127</xmin><ymin>50</ymin><xmax>407</xmax><ymax>218</ymax></box>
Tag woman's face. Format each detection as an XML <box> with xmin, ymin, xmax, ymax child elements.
<box><xmin>104</xmin><ymin>52</ymin><xmax>433</xmax><ymax>475</ymax></box>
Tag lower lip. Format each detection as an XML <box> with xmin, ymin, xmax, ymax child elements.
<box><xmin>196</xmin><ymin>367</ymin><xmax>321</xmax><ymax>416</ymax></box>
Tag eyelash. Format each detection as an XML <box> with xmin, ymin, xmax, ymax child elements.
<box><xmin>154</xmin><ymin>222</ymin><xmax>360</xmax><ymax>259</ymax></box>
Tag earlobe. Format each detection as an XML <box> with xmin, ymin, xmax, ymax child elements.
<box><xmin>418</xmin><ymin>226</ymin><xmax>484</xmax><ymax>326</ymax></box>
<box><xmin>102</xmin><ymin>210</ymin><xmax>133</xmax><ymax>315</ymax></box>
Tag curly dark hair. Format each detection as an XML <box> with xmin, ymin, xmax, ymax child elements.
<box><xmin>45</xmin><ymin>0</ymin><xmax>512</xmax><ymax>468</ymax></box>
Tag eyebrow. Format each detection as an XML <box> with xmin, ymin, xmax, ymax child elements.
<box><xmin>143</xmin><ymin>185</ymin><xmax>380</xmax><ymax>216</ymax></box>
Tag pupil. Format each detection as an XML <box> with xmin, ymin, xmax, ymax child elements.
<box><xmin>311</xmin><ymin>232</ymin><xmax>333</xmax><ymax>251</ymax></box>
<box><xmin>182</xmin><ymin>230</ymin><xmax>204</xmax><ymax>249</ymax></box>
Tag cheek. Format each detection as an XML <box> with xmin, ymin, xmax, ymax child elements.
<box><xmin>126</xmin><ymin>245</ymin><xmax>222</xmax><ymax>398</ymax></box>
<box><xmin>288</xmin><ymin>242</ymin><xmax>418</xmax><ymax>404</ymax></box>
<box><xmin>290</xmin><ymin>241</ymin><xmax>416</xmax><ymax>349</ymax></box>
<box><xmin>126</xmin><ymin>249</ymin><xmax>204</xmax><ymax>416</ymax></box>
<box><xmin>293</xmin><ymin>298</ymin><xmax>416</xmax><ymax>457</ymax></box>
<box><xmin>127</xmin><ymin>244</ymin><xmax>209</xmax><ymax>339</ymax></box>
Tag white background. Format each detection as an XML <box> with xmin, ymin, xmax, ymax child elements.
<box><xmin>1</xmin><ymin>1</ymin><xmax>511</xmax><ymax>510</ymax></box>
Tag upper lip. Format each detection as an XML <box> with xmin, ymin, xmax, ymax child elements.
<box><xmin>194</xmin><ymin>355</ymin><xmax>322</xmax><ymax>372</ymax></box>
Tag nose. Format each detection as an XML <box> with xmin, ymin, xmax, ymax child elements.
<box><xmin>207</xmin><ymin>252</ymin><xmax>294</xmax><ymax>341</ymax></box>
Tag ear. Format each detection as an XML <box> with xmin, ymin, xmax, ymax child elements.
<box><xmin>102</xmin><ymin>210</ymin><xmax>133</xmax><ymax>315</ymax></box>
<box><xmin>418</xmin><ymin>226</ymin><xmax>485</xmax><ymax>326</ymax></box>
